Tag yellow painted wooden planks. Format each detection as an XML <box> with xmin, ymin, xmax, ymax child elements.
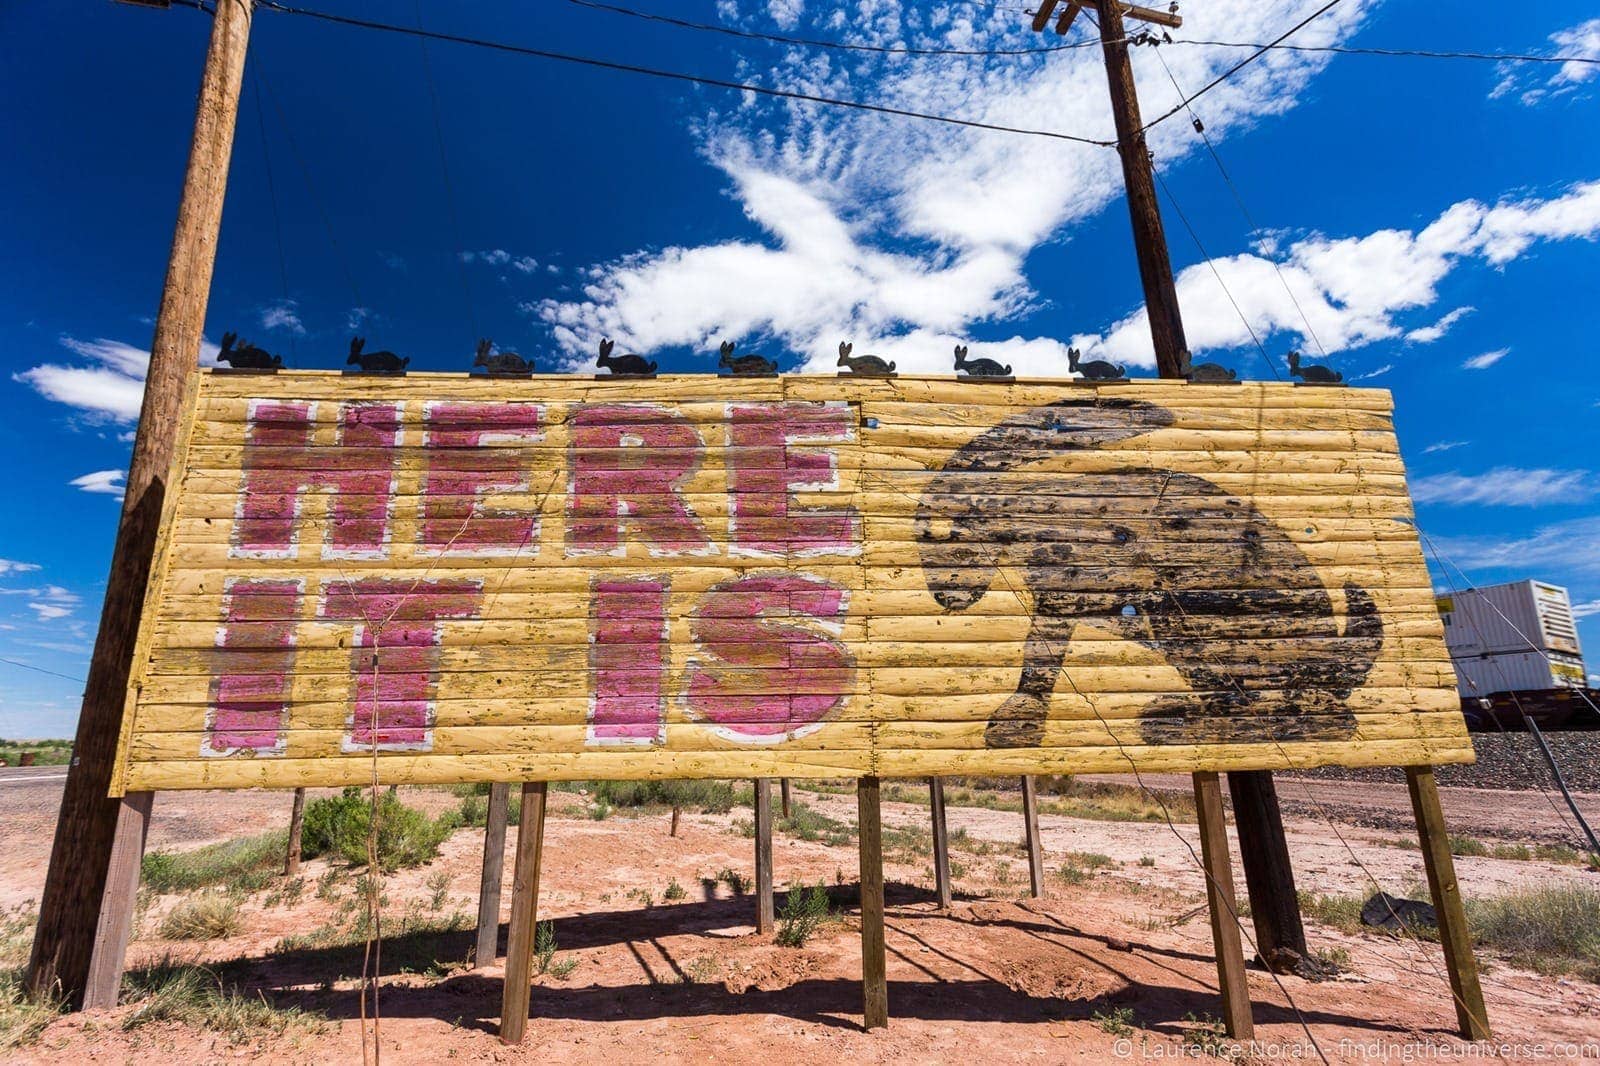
<box><xmin>110</xmin><ymin>370</ymin><xmax>1471</xmax><ymax>793</ymax></box>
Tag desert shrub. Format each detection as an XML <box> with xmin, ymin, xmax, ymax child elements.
<box><xmin>123</xmin><ymin>959</ymin><xmax>324</xmax><ymax>1044</ymax></box>
<box><xmin>302</xmin><ymin>787</ymin><xmax>455</xmax><ymax>871</ymax></box>
<box><xmin>142</xmin><ymin>831</ymin><xmax>287</xmax><ymax>894</ymax></box>
<box><xmin>778</xmin><ymin>802</ymin><xmax>853</xmax><ymax>846</ymax></box>
<box><xmin>1469</xmin><ymin>883</ymin><xmax>1600</xmax><ymax>982</ymax></box>
<box><xmin>591</xmin><ymin>779</ymin><xmax>738</xmax><ymax>813</ymax></box>
<box><xmin>1296</xmin><ymin>892</ymin><xmax>1366</xmax><ymax>935</ymax></box>
<box><xmin>775</xmin><ymin>883</ymin><xmax>831</xmax><ymax>947</ymax></box>
<box><xmin>715</xmin><ymin>868</ymin><xmax>751</xmax><ymax>895</ymax></box>
<box><xmin>158</xmin><ymin>893</ymin><xmax>243</xmax><ymax>940</ymax></box>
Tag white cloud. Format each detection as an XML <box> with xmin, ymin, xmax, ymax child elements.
<box><xmin>70</xmin><ymin>470</ymin><xmax>126</xmax><ymax>499</ymax></box>
<box><xmin>1404</xmin><ymin>306</ymin><xmax>1473</xmax><ymax>344</ymax></box>
<box><xmin>1462</xmin><ymin>348</ymin><xmax>1509</xmax><ymax>370</ymax></box>
<box><xmin>1412</xmin><ymin>467</ymin><xmax>1594</xmax><ymax>507</ymax></box>
<box><xmin>538</xmin><ymin>15</ymin><xmax>1600</xmax><ymax>375</ymax></box>
<box><xmin>0</xmin><ymin>560</ymin><xmax>41</xmax><ymax>576</ymax></box>
<box><xmin>1491</xmin><ymin>18</ymin><xmax>1600</xmax><ymax>105</ymax></box>
<box><xmin>1423</xmin><ymin>440</ymin><xmax>1469</xmax><ymax>454</ymax></box>
<box><xmin>1081</xmin><ymin>183</ymin><xmax>1600</xmax><ymax>368</ymax></box>
<box><xmin>260</xmin><ymin>300</ymin><xmax>305</xmax><ymax>335</ymax></box>
<box><xmin>1429</xmin><ymin>516</ymin><xmax>1600</xmax><ymax>577</ymax></box>
<box><xmin>27</xmin><ymin>586</ymin><xmax>79</xmax><ymax>623</ymax></box>
<box><xmin>536</xmin><ymin>1</ymin><xmax>1388</xmax><ymax>373</ymax></box>
<box><xmin>1349</xmin><ymin>363</ymin><xmax>1392</xmax><ymax>382</ymax></box>
<box><xmin>15</xmin><ymin>335</ymin><xmax>221</xmax><ymax>423</ymax></box>
<box><xmin>346</xmin><ymin>307</ymin><xmax>372</xmax><ymax>331</ymax></box>
<box><xmin>1572</xmin><ymin>599</ymin><xmax>1600</xmax><ymax>620</ymax></box>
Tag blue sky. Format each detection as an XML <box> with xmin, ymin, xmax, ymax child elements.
<box><xmin>2</xmin><ymin>0</ymin><xmax>1598</xmax><ymax>737</ymax></box>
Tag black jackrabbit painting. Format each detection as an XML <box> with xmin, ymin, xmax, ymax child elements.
<box><xmin>109</xmin><ymin>372</ymin><xmax>1469</xmax><ymax>793</ymax></box>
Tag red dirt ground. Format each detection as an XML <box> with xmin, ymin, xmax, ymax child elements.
<box><xmin>5</xmin><ymin>779</ymin><xmax>1600</xmax><ymax>1063</ymax></box>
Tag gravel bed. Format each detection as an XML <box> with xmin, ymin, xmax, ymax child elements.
<box><xmin>1298</xmin><ymin>730</ymin><xmax>1600</xmax><ymax>793</ymax></box>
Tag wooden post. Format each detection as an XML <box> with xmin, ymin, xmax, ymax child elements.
<box><xmin>857</xmin><ymin>776</ymin><xmax>888</xmax><ymax>1030</ymax></box>
<box><xmin>27</xmin><ymin>0</ymin><xmax>254</xmax><ymax>1007</ymax></box>
<box><xmin>1192</xmin><ymin>772</ymin><xmax>1254</xmax><ymax>1041</ymax></box>
<box><xmin>1227</xmin><ymin>771</ymin><xmax>1306</xmax><ymax>967</ymax></box>
<box><xmin>1091</xmin><ymin>0</ymin><xmax>1187</xmax><ymax>377</ymax></box>
<box><xmin>928</xmin><ymin>777</ymin><xmax>952</xmax><ymax>909</ymax></box>
<box><xmin>1020</xmin><ymin>776</ymin><xmax>1045</xmax><ymax>898</ymax></box>
<box><xmin>474</xmin><ymin>783</ymin><xmax>510</xmax><ymax>968</ymax></box>
<box><xmin>754</xmin><ymin>778</ymin><xmax>775</xmax><ymax>935</ymax></box>
<box><xmin>284</xmin><ymin>787</ymin><xmax>306</xmax><ymax>877</ymax></box>
<box><xmin>82</xmin><ymin>792</ymin><xmax>153</xmax><ymax>1011</ymax></box>
<box><xmin>780</xmin><ymin>778</ymin><xmax>792</xmax><ymax>820</ymax></box>
<box><xmin>500</xmin><ymin>782</ymin><xmax>548</xmax><ymax>1046</ymax></box>
<box><xmin>1406</xmin><ymin>766</ymin><xmax>1491</xmax><ymax>1040</ymax></box>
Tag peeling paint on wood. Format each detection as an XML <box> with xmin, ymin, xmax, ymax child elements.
<box><xmin>109</xmin><ymin>371</ymin><xmax>1472</xmax><ymax>792</ymax></box>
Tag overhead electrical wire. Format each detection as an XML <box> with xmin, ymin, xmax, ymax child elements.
<box><xmin>566</xmin><ymin>0</ymin><xmax>1600</xmax><ymax>72</ymax></box>
<box><xmin>0</xmin><ymin>657</ymin><xmax>86</xmax><ymax>686</ymax></box>
<box><xmin>564</xmin><ymin>0</ymin><xmax>1107</xmax><ymax>56</ymax></box>
<box><xmin>238</xmin><ymin>0</ymin><xmax>1117</xmax><ymax>147</ymax></box>
<box><xmin>1148</xmin><ymin>47</ymin><xmax>1334</xmax><ymax>363</ymax></box>
<box><xmin>1138</xmin><ymin>0</ymin><xmax>1347</xmax><ymax>134</ymax></box>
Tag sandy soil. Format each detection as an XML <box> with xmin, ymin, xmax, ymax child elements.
<box><xmin>5</xmin><ymin>777</ymin><xmax>1600</xmax><ymax>1063</ymax></box>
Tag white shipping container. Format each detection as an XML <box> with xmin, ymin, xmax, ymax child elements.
<box><xmin>1450</xmin><ymin>648</ymin><xmax>1587</xmax><ymax>698</ymax></box>
<box><xmin>1437</xmin><ymin>579</ymin><xmax>1584</xmax><ymax>658</ymax></box>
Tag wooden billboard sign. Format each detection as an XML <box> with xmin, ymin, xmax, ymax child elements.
<box><xmin>108</xmin><ymin>370</ymin><xmax>1472</xmax><ymax>794</ymax></box>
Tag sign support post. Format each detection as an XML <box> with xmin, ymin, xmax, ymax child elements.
<box><xmin>500</xmin><ymin>781</ymin><xmax>548</xmax><ymax>1045</ymax></box>
<box><xmin>475</xmin><ymin>782</ymin><xmax>511</xmax><ymax>968</ymax></box>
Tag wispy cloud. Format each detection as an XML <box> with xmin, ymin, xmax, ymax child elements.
<box><xmin>1462</xmin><ymin>348</ymin><xmax>1509</xmax><ymax>370</ymax></box>
<box><xmin>1572</xmin><ymin>598</ymin><xmax>1600</xmax><ymax>620</ymax></box>
<box><xmin>260</xmin><ymin>299</ymin><xmax>305</xmax><ymax>335</ymax></box>
<box><xmin>70</xmin><ymin>469</ymin><xmax>126</xmax><ymax>499</ymax></box>
<box><xmin>1428</xmin><ymin>515</ymin><xmax>1600</xmax><ymax>577</ymax></box>
<box><xmin>15</xmin><ymin>335</ymin><xmax>220</xmax><ymax>423</ymax></box>
<box><xmin>1491</xmin><ymin>18</ymin><xmax>1600</xmax><ymax>106</ymax></box>
<box><xmin>0</xmin><ymin>559</ymin><xmax>41</xmax><ymax>576</ymax></box>
<box><xmin>1412</xmin><ymin>467</ymin><xmax>1594</xmax><ymax>507</ymax></box>
<box><xmin>27</xmin><ymin>585</ymin><xmax>79</xmax><ymax>623</ymax></box>
<box><xmin>1349</xmin><ymin>363</ymin><xmax>1392</xmax><ymax>382</ymax></box>
<box><xmin>1404</xmin><ymin>306</ymin><xmax>1473</xmax><ymax>344</ymax></box>
<box><xmin>535</xmin><ymin>1</ymin><xmax>1388</xmax><ymax>372</ymax></box>
<box><xmin>1422</xmin><ymin>440</ymin><xmax>1469</xmax><ymax>454</ymax></box>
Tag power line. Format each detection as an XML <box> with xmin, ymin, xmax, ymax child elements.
<box><xmin>1166</xmin><ymin>36</ymin><xmax>1600</xmax><ymax>67</ymax></box>
<box><xmin>1149</xmin><ymin>165</ymin><xmax>1285</xmax><ymax>380</ymax></box>
<box><xmin>0</xmin><ymin>657</ymin><xmax>86</xmax><ymax>685</ymax></box>
<box><xmin>1149</xmin><ymin>48</ymin><xmax>1333</xmax><ymax>363</ymax></box>
<box><xmin>576</xmin><ymin>0</ymin><xmax>1600</xmax><ymax>72</ymax></box>
<box><xmin>565</xmin><ymin>0</ymin><xmax>1107</xmax><ymax>57</ymax></box>
<box><xmin>1140</xmin><ymin>0</ymin><xmax>1347</xmax><ymax>134</ymax></box>
<box><xmin>243</xmin><ymin>0</ymin><xmax>1116</xmax><ymax>147</ymax></box>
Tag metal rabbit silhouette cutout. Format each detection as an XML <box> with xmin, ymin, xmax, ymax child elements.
<box><xmin>596</xmin><ymin>338</ymin><xmax>657</xmax><ymax>377</ymax></box>
<box><xmin>216</xmin><ymin>332</ymin><xmax>282</xmax><ymax>371</ymax></box>
<box><xmin>1180</xmin><ymin>350</ymin><xmax>1238</xmax><ymax>384</ymax></box>
<box><xmin>1067</xmin><ymin>346</ymin><xmax>1125</xmax><ymax>382</ymax></box>
<box><xmin>1288</xmin><ymin>350</ymin><xmax>1344</xmax><ymax>385</ymax></box>
<box><xmin>473</xmin><ymin>338</ymin><xmax>532</xmax><ymax>377</ymax></box>
<box><xmin>953</xmin><ymin>344</ymin><xmax>1012</xmax><ymax>379</ymax></box>
<box><xmin>836</xmin><ymin>341</ymin><xmax>895</xmax><ymax>377</ymax></box>
<box><xmin>346</xmin><ymin>337</ymin><xmax>408</xmax><ymax>375</ymax></box>
<box><xmin>718</xmin><ymin>341</ymin><xmax>777</xmax><ymax>377</ymax></box>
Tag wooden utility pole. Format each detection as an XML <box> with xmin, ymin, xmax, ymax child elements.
<box><xmin>27</xmin><ymin>0</ymin><xmax>253</xmax><ymax>1007</ymax></box>
<box><xmin>1034</xmin><ymin>0</ymin><xmax>1187</xmax><ymax>377</ymax></box>
<box><xmin>1029</xmin><ymin>0</ymin><xmax>1308</xmax><ymax>974</ymax></box>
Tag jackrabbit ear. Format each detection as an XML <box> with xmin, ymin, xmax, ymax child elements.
<box><xmin>351</xmin><ymin>337</ymin><xmax>363</xmax><ymax>352</ymax></box>
<box><xmin>954</xmin><ymin>344</ymin><xmax>966</xmax><ymax>357</ymax></box>
<box><xmin>221</xmin><ymin>331</ymin><xmax>235</xmax><ymax>347</ymax></box>
<box><xmin>720</xmin><ymin>340</ymin><xmax>734</xmax><ymax>355</ymax></box>
<box><xmin>839</xmin><ymin>341</ymin><xmax>852</xmax><ymax>356</ymax></box>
